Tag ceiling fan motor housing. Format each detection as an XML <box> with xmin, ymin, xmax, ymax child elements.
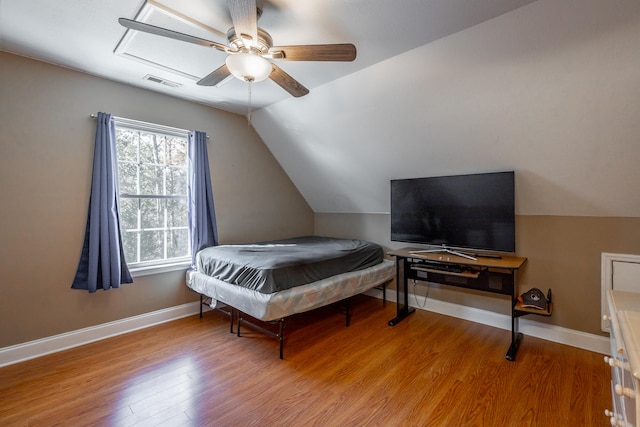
<box><xmin>117</xmin><ymin>0</ymin><xmax>353</xmax><ymax>97</ymax></box>
<box><xmin>227</xmin><ymin>27</ymin><xmax>273</xmax><ymax>54</ymax></box>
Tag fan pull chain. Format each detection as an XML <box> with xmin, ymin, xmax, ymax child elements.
<box><xmin>247</xmin><ymin>81</ymin><xmax>252</xmax><ymax>125</ymax></box>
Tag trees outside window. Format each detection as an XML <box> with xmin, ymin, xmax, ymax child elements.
<box><xmin>115</xmin><ymin>122</ymin><xmax>190</xmax><ymax>268</ymax></box>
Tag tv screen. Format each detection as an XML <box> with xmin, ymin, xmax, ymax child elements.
<box><xmin>390</xmin><ymin>171</ymin><xmax>515</xmax><ymax>254</ymax></box>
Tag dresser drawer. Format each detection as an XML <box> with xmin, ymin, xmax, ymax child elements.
<box><xmin>607</xmin><ymin>290</ymin><xmax>640</xmax><ymax>427</ymax></box>
<box><xmin>617</xmin><ymin>310</ymin><xmax>640</xmax><ymax>427</ymax></box>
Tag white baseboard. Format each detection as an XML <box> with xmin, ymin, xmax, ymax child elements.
<box><xmin>0</xmin><ymin>301</ymin><xmax>206</xmax><ymax>368</ymax></box>
<box><xmin>1</xmin><ymin>291</ymin><xmax>610</xmax><ymax>368</ymax></box>
<box><xmin>365</xmin><ymin>288</ymin><xmax>610</xmax><ymax>355</ymax></box>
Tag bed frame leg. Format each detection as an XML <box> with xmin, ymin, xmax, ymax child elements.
<box><xmin>229</xmin><ymin>307</ymin><xmax>235</xmax><ymax>333</ymax></box>
<box><xmin>346</xmin><ymin>299</ymin><xmax>351</xmax><ymax>327</ymax></box>
<box><xmin>279</xmin><ymin>319</ymin><xmax>284</xmax><ymax>360</ymax></box>
<box><xmin>375</xmin><ymin>281</ymin><xmax>388</xmax><ymax>304</ymax></box>
<box><xmin>199</xmin><ymin>295</ymin><xmax>203</xmax><ymax>318</ymax></box>
<box><xmin>383</xmin><ymin>282</ymin><xmax>387</xmax><ymax>303</ymax></box>
<box><xmin>237</xmin><ymin>315</ymin><xmax>286</xmax><ymax>359</ymax></box>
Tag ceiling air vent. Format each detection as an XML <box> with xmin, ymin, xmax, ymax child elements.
<box><xmin>143</xmin><ymin>74</ymin><xmax>182</xmax><ymax>88</ymax></box>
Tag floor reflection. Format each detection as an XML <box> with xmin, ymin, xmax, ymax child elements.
<box><xmin>113</xmin><ymin>355</ymin><xmax>202</xmax><ymax>426</ymax></box>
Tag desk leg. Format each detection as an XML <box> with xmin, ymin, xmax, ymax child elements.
<box><xmin>505</xmin><ymin>305</ymin><xmax>521</xmax><ymax>361</ymax></box>
<box><xmin>506</xmin><ymin>332</ymin><xmax>523</xmax><ymax>361</ymax></box>
<box><xmin>388</xmin><ymin>307</ymin><xmax>415</xmax><ymax>326</ymax></box>
<box><xmin>389</xmin><ymin>256</ymin><xmax>415</xmax><ymax>326</ymax></box>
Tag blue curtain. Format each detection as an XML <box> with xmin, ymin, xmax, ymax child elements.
<box><xmin>72</xmin><ymin>112</ymin><xmax>133</xmax><ymax>292</ymax></box>
<box><xmin>188</xmin><ymin>130</ymin><xmax>218</xmax><ymax>266</ymax></box>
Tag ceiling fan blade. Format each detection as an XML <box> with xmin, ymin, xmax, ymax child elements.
<box><xmin>197</xmin><ymin>64</ymin><xmax>232</xmax><ymax>86</ymax></box>
<box><xmin>227</xmin><ymin>0</ymin><xmax>258</xmax><ymax>48</ymax></box>
<box><xmin>269</xmin><ymin>64</ymin><xmax>309</xmax><ymax>97</ymax></box>
<box><xmin>118</xmin><ymin>18</ymin><xmax>228</xmax><ymax>52</ymax></box>
<box><xmin>270</xmin><ymin>44</ymin><xmax>356</xmax><ymax>62</ymax></box>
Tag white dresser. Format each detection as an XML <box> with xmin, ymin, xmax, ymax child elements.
<box><xmin>606</xmin><ymin>290</ymin><xmax>640</xmax><ymax>426</ymax></box>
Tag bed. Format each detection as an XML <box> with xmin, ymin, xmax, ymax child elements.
<box><xmin>186</xmin><ymin>236</ymin><xmax>395</xmax><ymax>358</ymax></box>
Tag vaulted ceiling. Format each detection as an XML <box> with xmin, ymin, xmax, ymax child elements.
<box><xmin>3</xmin><ymin>0</ymin><xmax>640</xmax><ymax>217</ymax></box>
<box><xmin>0</xmin><ymin>0</ymin><xmax>537</xmax><ymax>114</ymax></box>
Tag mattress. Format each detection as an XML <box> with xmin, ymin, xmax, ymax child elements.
<box><xmin>187</xmin><ymin>259</ymin><xmax>395</xmax><ymax>322</ymax></box>
<box><xmin>194</xmin><ymin>236</ymin><xmax>384</xmax><ymax>294</ymax></box>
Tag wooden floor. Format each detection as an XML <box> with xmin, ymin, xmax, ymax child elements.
<box><xmin>1</xmin><ymin>295</ymin><xmax>610</xmax><ymax>426</ymax></box>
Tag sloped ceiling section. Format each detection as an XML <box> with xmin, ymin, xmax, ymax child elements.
<box><xmin>0</xmin><ymin>0</ymin><xmax>538</xmax><ymax>114</ymax></box>
<box><xmin>252</xmin><ymin>0</ymin><xmax>640</xmax><ymax>217</ymax></box>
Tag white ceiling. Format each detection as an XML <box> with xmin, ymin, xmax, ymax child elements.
<box><xmin>0</xmin><ymin>0</ymin><xmax>538</xmax><ymax>115</ymax></box>
<box><xmin>4</xmin><ymin>0</ymin><xmax>639</xmax><ymax>218</ymax></box>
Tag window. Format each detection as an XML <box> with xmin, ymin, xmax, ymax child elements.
<box><xmin>114</xmin><ymin>118</ymin><xmax>190</xmax><ymax>274</ymax></box>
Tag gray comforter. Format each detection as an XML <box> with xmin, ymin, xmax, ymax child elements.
<box><xmin>195</xmin><ymin>236</ymin><xmax>384</xmax><ymax>294</ymax></box>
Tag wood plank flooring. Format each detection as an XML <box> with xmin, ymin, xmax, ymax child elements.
<box><xmin>0</xmin><ymin>295</ymin><xmax>611</xmax><ymax>426</ymax></box>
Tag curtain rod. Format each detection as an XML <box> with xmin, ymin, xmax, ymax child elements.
<box><xmin>89</xmin><ymin>114</ymin><xmax>209</xmax><ymax>139</ymax></box>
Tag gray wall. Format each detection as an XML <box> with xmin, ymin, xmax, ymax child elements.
<box><xmin>255</xmin><ymin>0</ymin><xmax>640</xmax><ymax>218</ymax></box>
<box><xmin>252</xmin><ymin>0</ymin><xmax>640</xmax><ymax>339</ymax></box>
<box><xmin>0</xmin><ymin>52</ymin><xmax>313</xmax><ymax>348</ymax></box>
<box><xmin>315</xmin><ymin>213</ymin><xmax>640</xmax><ymax>336</ymax></box>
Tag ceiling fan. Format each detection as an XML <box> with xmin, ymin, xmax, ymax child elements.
<box><xmin>119</xmin><ymin>0</ymin><xmax>357</xmax><ymax>97</ymax></box>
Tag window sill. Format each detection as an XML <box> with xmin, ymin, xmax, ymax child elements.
<box><xmin>129</xmin><ymin>261</ymin><xmax>192</xmax><ymax>278</ymax></box>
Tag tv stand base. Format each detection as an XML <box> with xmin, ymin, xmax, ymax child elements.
<box><xmin>410</xmin><ymin>247</ymin><xmax>477</xmax><ymax>261</ymax></box>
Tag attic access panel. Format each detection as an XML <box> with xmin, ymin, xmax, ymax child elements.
<box><xmin>114</xmin><ymin>0</ymin><xmax>229</xmax><ymax>83</ymax></box>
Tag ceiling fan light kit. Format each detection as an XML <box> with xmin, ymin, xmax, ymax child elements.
<box><xmin>225</xmin><ymin>51</ymin><xmax>272</xmax><ymax>82</ymax></box>
<box><xmin>118</xmin><ymin>0</ymin><xmax>356</xmax><ymax>98</ymax></box>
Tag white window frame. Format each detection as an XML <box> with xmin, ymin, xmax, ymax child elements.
<box><xmin>114</xmin><ymin>117</ymin><xmax>191</xmax><ymax>277</ymax></box>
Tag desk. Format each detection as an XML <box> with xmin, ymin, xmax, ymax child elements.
<box><xmin>388</xmin><ymin>248</ymin><xmax>528</xmax><ymax>361</ymax></box>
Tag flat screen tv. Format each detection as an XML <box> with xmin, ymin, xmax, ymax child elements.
<box><xmin>390</xmin><ymin>171</ymin><xmax>515</xmax><ymax>255</ymax></box>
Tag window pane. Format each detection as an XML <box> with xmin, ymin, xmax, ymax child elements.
<box><xmin>140</xmin><ymin>132</ymin><xmax>165</xmax><ymax>165</ymax></box>
<box><xmin>140</xmin><ymin>230</ymin><xmax>164</xmax><ymax>262</ymax></box>
<box><xmin>140</xmin><ymin>198</ymin><xmax>163</xmax><ymax>230</ymax></box>
<box><xmin>166</xmin><ymin>167</ymin><xmax>187</xmax><ymax>195</ymax></box>
<box><xmin>116</xmin><ymin>129</ymin><xmax>139</xmax><ymax>162</ymax></box>
<box><xmin>140</xmin><ymin>164</ymin><xmax>164</xmax><ymax>195</ymax></box>
<box><xmin>122</xmin><ymin>230</ymin><xmax>138</xmax><ymax>264</ymax></box>
<box><xmin>168</xmin><ymin>229</ymin><xmax>189</xmax><ymax>258</ymax></box>
<box><xmin>167</xmin><ymin>199</ymin><xmax>188</xmax><ymax>227</ymax></box>
<box><xmin>118</xmin><ymin>162</ymin><xmax>138</xmax><ymax>195</ymax></box>
<box><xmin>119</xmin><ymin>197</ymin><xmax>138</xmax><ymax>231</ymax></box>
<box><xmin>167</xmin><ymin>137</ymin><xmax>188</xmax><ymax>166</ymax></box>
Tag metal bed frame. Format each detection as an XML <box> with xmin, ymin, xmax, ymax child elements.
<box><xmin>197</xmin><ymin>282</ymin><xmax>388</xmax><ymax>359</ymax></box>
